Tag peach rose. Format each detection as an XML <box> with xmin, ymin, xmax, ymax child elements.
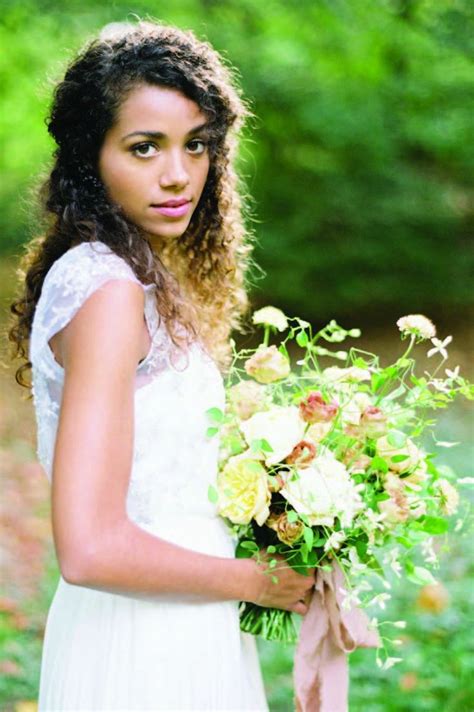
<box><xmin>299</xmin><ymin>391</ymin><xmax>338</xmax><ymax>424</ymax></box>
<box><xmin>244</xmin><ymin>346</ymin><xmax>290</xmax><ymax>384</ymax></box>
<box><xmin>266</xmin><ymin>511</ymin><xmax>305</xmax><ymax>546</ymax></box>
<box><xmin>360</xmin><ymin>406</ymin><xmax>387</xmax><ymax>439</ymax></box>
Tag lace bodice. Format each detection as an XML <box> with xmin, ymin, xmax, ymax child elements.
<box><xmin>29</xmin><ymin>241</ymin><xmax>225</xmax><ymax>528</ymax></box>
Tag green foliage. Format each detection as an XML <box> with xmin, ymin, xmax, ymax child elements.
<box><xmin>1</xmin><ymin>0</ymin><xmax>473</xmax><ymax>319</ymax></box>
<box><xmin>258</xmin><ymin>539</ymin><xmax>474</xmax><ymax>711</ymax></box>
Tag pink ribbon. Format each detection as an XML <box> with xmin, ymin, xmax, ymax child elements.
<box><xmin>294</xmin><ymin>563</ymin><xmax>380</xmax><ymax>712</ymax></box>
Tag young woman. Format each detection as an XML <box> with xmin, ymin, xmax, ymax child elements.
<box><xmin>9</xmin><ymin>20</ymin><xmax>314</xmax><ymax>710</ymax></box>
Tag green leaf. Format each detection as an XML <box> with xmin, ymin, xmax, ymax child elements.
<box><xmin>236</xmin><ymin>540</ymin><xmax>258</xmax><ymax>559</ymax></box>
<box><xmin>303</xmin><ymin>526</ymin><xmax>314</xmax><ymax>550</ymax></box>
<box><xmin>422</xmin><ymin>516</ymin><xmax>449</xmax><ymax>535</ymax></box>
<box><xmin>391</xmin><ymin>454</ymin><xmax>410</xmax><ymax>463</ymax></box>
<box><xmin>286</xmin><ymin>510</ymin><xmax>299</xmax><ymax>523</ymax></box>
<box><xmin>407</xmin><ymin>566</ymin><xmax>436</xmax><ymax>586</ymax></box>
<box><xmin>370</xmin><ymin>456</ymin><xmax>389</xmax><ymax>474</ymax></box>
<box><xmin>296</xmin><ymin>330</ymin><xmax>309</xmax><ymax>347</ymax></box>
<box><xmin>206</xmin><ymin>407</ymin><xmax>224</xmax><ymax>424</ymax></box>
<box><xmin>266</xmin><ymin>545</ymin><xmax>276</xmax><ymax>554</ymax></box>
<box><xmin>396</xmin><ymin>536</ymin><xmax>413</xmax><ymax>549</ymax></box>
<box><xmin>207</xmin><ymin>485</ymin><xmax>218</xmax><ymax>504</ymax></box>
<box><xmin>250</xmin><ymin>438</ymin><xmax>274</xmax><ymax>454</ymax></box>
<box><xmin>206</xmin><ymin>427</ymin><xmax>219</xmax><ymax>438</ymax></box>
<box><xmin>279</xmin><ymin>343</ymin><xmax>290</xmax><ymax>359</ymax></box>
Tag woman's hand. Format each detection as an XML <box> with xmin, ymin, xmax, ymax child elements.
<box><xmin>245</xmin><ymin>553</ymin><xmax>315</xmax><ymax>616</ymax></box>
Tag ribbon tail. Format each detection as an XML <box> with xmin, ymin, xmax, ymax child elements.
<box><xmin>294</xmin><ymin>583</ymin><xmax>328</xmax><ymax>712</ymax></box>
<box><xmin>294</xmin><ymin>563</ymin><xmax>381</xmax><ymax>712</ymax></box>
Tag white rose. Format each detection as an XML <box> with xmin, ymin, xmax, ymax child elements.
<box><xmin>240</xmin><ymin>406</ymin><xmax>306</xmax><ymax>466</ymax></box>
<box><xmin>280</xmin><ymin>447</ymin><xmax>363</xmax><ymax>527</ymax></box>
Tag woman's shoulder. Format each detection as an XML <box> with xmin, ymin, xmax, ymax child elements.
<box><xmin>44</xmin><ymin>240</ymin><xmax>141</xmax><ymax>290</ymax></box>
<box><xmin>30</xmin><ymin>241</ymin><xmax>154</xmax><ymax>371</ymax></box>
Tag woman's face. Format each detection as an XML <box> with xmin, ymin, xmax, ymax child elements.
<box><xmin>98</xmin><ymin>83</ymin><xmax>211</xmax><ymax>250</ymax></box>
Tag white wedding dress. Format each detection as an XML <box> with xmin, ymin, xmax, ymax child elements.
<box><xmin>30</xmin><ymin>240</ymin><xmax>268</xmax><ymax>711</ymax></box>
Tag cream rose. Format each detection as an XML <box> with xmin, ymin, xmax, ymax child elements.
<box><xmin>227</xmin><ymin>380</ymin><xmax>267</xmax><ymax>421</ymax></box>
<box><xmin>244</xmin><ymin>346</ymin><xmax>291</xmax><ymax>384</ymax></box>
<box><xmin>240</xmin><ymin>406</ymin><xmax>306</xmax><ymax>466</ymax></box>
<box><xmin>377</xmin><ymin>435</ymin><xmax>424</xmax><ymax>474</ymax></box>
<box><xmin>217</xmin><ymin>452</ymin><xmax>270</xmax><ymax>526</ymax></box>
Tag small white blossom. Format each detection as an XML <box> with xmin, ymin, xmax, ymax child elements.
<box><xmin>382</xmin><ymin>657</ymin><xmax>403</xmax><ymax>670</ymax></box>
<box><xmin>421</xmin><ymin>537</ymin><xmax>438</xmax><ymax>565</ymax></box>
<box><xmin>370</xmin><ymin>592</ymin><xmax>391</xmax><ymax>610</ymax></box>
<box><xmin>383</xmin><ymin>549</ymin><xmax>402</xmax><ymax>578</ymax></box>
<box><xmin>393</xmin><ymin>620</ymin><xmax>407</xmax><ymax>629</ymax></box>
<box><xmin>427</xmin><ymin>335</ymin><xmax>452</xmax><ymax>360</ymax></box>
<box><xmin>426</xmin><ymin>377</ymin><xmax>452</xmax><ymax>394</ymax></box>
<box><xmin>324</xmin><ymin>530</ymin><xmax>346</xmax><ymax>553</ymax></box>
<box><xmin>445</xmin><ymin>365</ymin><xmax>460</xmax><ymax>379</ymax></box>
<box><xmin>397</xmin><ymin>314</ymin><xmax>436</xmax><ymax>340</ymax></box>
<box><xmin>458</xmin><ymin>477</ymin><xmax>474</xmax><ymax>485</ymax></box>
<box><xmin>252</xmin><ymin>306</ymin><xmax>289</xmax><ymax>332</ymax></box>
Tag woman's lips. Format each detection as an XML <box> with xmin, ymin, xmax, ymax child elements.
<box><xmin>150</xmin><ymin>202</ymin><xmax>191</xmax><ymax>218</ymax></box>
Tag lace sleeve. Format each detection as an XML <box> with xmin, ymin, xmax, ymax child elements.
<box><xmin>29</xmin><ymin>241</ymin><xmax>146</xmax><ymax>379</ymax></box>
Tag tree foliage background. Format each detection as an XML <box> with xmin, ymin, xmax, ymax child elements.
<box><xmin>1</xmin><ymin>2</ymin><xmax>473</xmax><ymax>710</ymax></box>
<box><xmin>1</xmin><ymin>0</ymin><xmax>473</xmax><ymax>322</ymax></box>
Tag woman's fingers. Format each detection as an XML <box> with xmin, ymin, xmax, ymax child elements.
<box><xmin>290</xmin><ymin>601</ymin><xmax>308</xmax><ymax>616</ymax></box>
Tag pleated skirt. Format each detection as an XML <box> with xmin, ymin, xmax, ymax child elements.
<box><xmin>38</xmin><ymin>517</ymin><xmax>269</xmax><ymax>711</ymax></box>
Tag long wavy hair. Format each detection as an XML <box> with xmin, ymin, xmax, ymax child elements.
<box><xmin>8</xmin><ymin>19</ymin><xmax>255</xmax><ymax>388</ymax></box>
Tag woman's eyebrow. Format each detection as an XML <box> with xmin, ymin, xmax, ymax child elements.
<box><xmin>121</xmin><ymin>122</ymin><xmax>210</xmax><ymax>142</ymax></box>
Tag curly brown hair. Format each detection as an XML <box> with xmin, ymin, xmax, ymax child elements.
<box><xmin>8</xmin><ymin>19</ymin><xmax>256</xmax><ymax>388</ymax></box>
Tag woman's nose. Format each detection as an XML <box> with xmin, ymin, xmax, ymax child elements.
<box><xmin>159</xmin><ymin>149</ymin><xmax>190</xmax><ymax>189</ymax></box>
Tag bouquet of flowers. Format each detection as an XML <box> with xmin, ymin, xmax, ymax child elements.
<box><xmin>207</xmin><ymin>308</ymin><xmax>473</xmax><ymax>669</ymax></box>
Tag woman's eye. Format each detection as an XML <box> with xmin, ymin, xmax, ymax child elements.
<box><xmin>131</xmin><ymin>143</ymin><xmax>158</xmax><ymax>158</ymax></box>
<box><xmin>187</xmin><ymin>139</ymin><xmax>208</xmax><ymax>155</ymax></box>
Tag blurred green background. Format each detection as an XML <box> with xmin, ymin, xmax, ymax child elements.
<box><xmin>1</xmin><ymin>1</ymin><xmax>473</xmax><ymax>710</ymax></box>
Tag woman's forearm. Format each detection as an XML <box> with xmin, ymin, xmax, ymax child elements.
<box><xmin>62</xmin><ymin>515</ymin><xmax>259</xmax><ymax>602</ymax></box>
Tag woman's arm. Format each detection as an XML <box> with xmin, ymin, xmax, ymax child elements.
<box><xmin>51</xmin><ymin>279</ymin><xmax>312</xmax><ymax>612</ymax></box>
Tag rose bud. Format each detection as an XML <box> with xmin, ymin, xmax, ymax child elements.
<box><xmin>299</xmin><ymin>391</ymin><xmax>338</xmax><ymax>424</ymax></box>
<box><xmin>244</xmin><ymin>346</ymin><xmax>290</xmax><ymax>384</ymax></box>
<box><xmin>286</xmin><ymin>440</ymin><xmax>317</xmax><ymax>469</ymax></box>
<box><xmin>360</xmin><ymin>406</ymin><xmax>387</xmax><ymax>439</ymax></box>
